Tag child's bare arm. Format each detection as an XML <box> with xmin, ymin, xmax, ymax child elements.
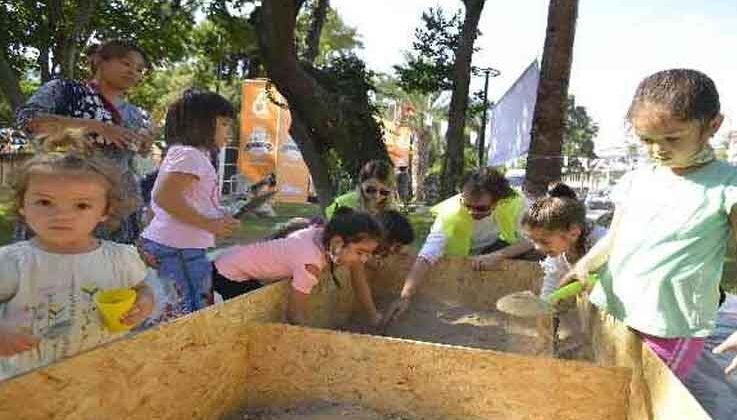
<box><xmin>349</xmin><ymin>263</ymin><xmax>381</xmax><ymax>326</ymax></box>
<box><xmin>154</xmin><ymin>172</ymin><xmax>238</xmax><ymax>236</ymax></box>
<box><xmin>121</xmin><ymin>283</ymin><xmax>155</xmax><ymax>327</ymax></box>
<box><xmin>287</xmin><ymin>289</ymin><xmax>310</xmax><ymax>326</ymax></box>
<box><xmin>560</xmin><ymin>207</ymin><xmax>623</xmax><ymax>287</ymax></box>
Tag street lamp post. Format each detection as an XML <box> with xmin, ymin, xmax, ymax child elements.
<box><xmin>475</xmin><ymin>67</ymin><xmax>500</xmax><ymax>167</ymax></box>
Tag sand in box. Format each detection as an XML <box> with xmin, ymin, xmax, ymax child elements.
<box><xmin>344</xmin><ymin>296</ymin><xmax>590</xmax><ymax>358</ymax></box>
<box><xmin>227</xmin><ymin>401</ymin><xmax>412</xmax><ymax>420</ymax></box>
<box><xmin>344</xmin><ymin>296</ymin><xmax>544</xmax><ymax>354</ymax></box>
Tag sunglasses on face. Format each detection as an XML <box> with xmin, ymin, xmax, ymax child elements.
<box><xmin>363</xmin><ymin>186</ymin><xmax>392</xmax><ymax>197</ymax></box>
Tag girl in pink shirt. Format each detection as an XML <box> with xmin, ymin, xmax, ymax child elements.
<box><xmin>141</xmin><ymin>90</ymin><xmax>239</xmax><ymax>323</ymax></box>
<box><xmin>213</xmin><ymin>208</ymin><xmax>383</xmax><ymax>325</ymax></box>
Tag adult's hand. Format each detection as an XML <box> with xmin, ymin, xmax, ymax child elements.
<box><xmin>136</xmin><ymin>126</ymin><xmax>161</xmax><ymax>156</ymax></box>
<box><xmin>94</xmin><ymin>121</ymin><xmax>147</xmax><ymax>150</ymax></box>
<box><xmin>381</xmin><ymin>296</ymin><xmax>412</xmax><ymax>331</ymax></box>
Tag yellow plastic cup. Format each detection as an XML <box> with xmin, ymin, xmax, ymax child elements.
<box><xmin>94</xmin><ymin>288</ymin><xmax>137</xmax><ymax>332</ymax></box>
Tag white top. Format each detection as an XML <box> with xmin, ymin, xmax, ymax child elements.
<box><xmin>0</xmin><ymin>240</ymin><xmax>146</xmax><ymax>380</ymax></box>
<box><xmin>539</xmin><ymin>224</ymin><xmax>608</xmax><ymax>298</ymax></box>
<box><xmin>418</xmin><ymin>199</ymin><xmax>528</xmax><ymax>264</ymax></box>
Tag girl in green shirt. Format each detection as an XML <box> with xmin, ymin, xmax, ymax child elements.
<box><xmin>562</xmin><ymin>69</ymin><xmax>737</xmax><ymax>380</ymax></box>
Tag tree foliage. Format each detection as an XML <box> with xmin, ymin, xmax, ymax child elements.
<box><xmin>393</xmin><ymin>2</ymin><xmax>486</xmax><ymax>198</ymax></box>
<box><xmin>0</xmin><ymin>0</ymin><xmax>199</xmax><ymax>111</ymax></box>
<box><xmin>394</xmin><ymin>7</ymin><xmax>465</xmax><ymax>93</ymax></box>
<box><xmin>562</xmin><ymin>95</ymin><xmax>598</xmax><ymax>159</ymax></box>
<box><xmin>1</xmin><ymin>0</ymin><xmax>202</xmax><ymax>127</ymax></box>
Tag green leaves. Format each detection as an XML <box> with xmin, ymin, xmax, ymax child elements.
<box><xmin>394</xmin><ymin>7</ymin><xmax>464</xmax><ymax>93</ymax></box>
<box><xmin>562</xmin><ymin>95</ymin><xmax>599</xmax><ymax>160</ymax></box>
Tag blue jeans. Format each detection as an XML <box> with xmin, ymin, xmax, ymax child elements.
<box><xmin>141</xmin><ymin>239</ymin><xmax>213</xmax><ymax>324</ymax></box>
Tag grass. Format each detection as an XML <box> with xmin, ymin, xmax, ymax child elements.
<box><xmin>0</xmin><ymin>187</ymin><xmax>15</xmax><ymax>245</ymax></box>
<box><xmin>219</xmin><ymin>202</ymin><xmax>322</xmax><ymax>246</ymax></box>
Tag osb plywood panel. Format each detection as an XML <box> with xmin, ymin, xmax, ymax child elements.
<box><xmin>0</xmin><ymin>267</ymin><xmax>356</xmax><ymax>420</ymax></box>
<box><xmin>578</xmin><ymin>299</ymin><xmax>711</xmax><ymax>420</ymax></box>
<box><xmin>244</xmin><ymin>323</ymin><xmax>631</xmax><ymax>420</ymax></box>
<box><xmin>221</xmin><ymin>264</ymin><xmax>356</xmax><ymax>329</ymax></box>
<box><xmin>0</xmin><ymin>302</ymin><xmax>254</xmax><ymax>420</ymax></box>
<box><xmin>368</xmin><ymin>256</ymin><xmax>544</xmax><ymax>309</ymax></box>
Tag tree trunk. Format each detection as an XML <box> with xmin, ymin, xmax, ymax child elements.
<box><xmin>295</xmin><ymin>0</ymin><xmax>330</xmax><ymax>207</ymax></box>
<box><xmin>255</xmin><ymin>0</ymin><xmax>388</xmax><ymax>211</ymax></box>
<box><xmin>304</xmin><ymin>0</ymin><xmax>329</xmax><ymax>64</ymax></box>
<box><xmin>524</xmin><ymin>0</ymin><xmax>579</xmax><ymax>197</ymax></box>
<box><xmin>48</xmin><ymin>0</ymin><xmax>64</xmax><ymax>77</ymax></box>
<box><xmin>38</xmin><ymin>49</ymin><xmax>52</xmax><ymax>83</ymax></box>
<box><xmin>440</xmin><ymin>0</ymin><xmax>485</xmax><ymax>198</ymax></box>
<box><xmin>57</xmin><ymin>0</ymin><xmax>98</xmax><ymax>79</ymax></box>
<box><xmin>290</xmin><ymin>117</ymin><xmax>335</xmax><ymax>208</ymax></box>
<box><xmin>412</xmin><ymin>126</ymin><xmax>432</xmax><ymax>202</ymax></box>
<box><xmin>0</xmin><ymin>49</ymin><xmax>24</xmax><ymax>111</ymax></box>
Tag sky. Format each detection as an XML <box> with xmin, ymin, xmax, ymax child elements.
<box><xmin>331</xmin><ymin>0</ymin><xmax>737</xmax><ymax>154</ymax></box>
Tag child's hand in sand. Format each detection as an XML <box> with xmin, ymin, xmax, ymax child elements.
<box><xmin>0</xmin><ymin>325</ymin><xmax>40</xmax><ymax>356</ymax></box>
<box><xmin>713</xmin><ymin>331</ymin><xmax>737</xmax><ymax>375</ymax></box>
<box><xmin>121</xmin><ymin>285</ymin><xmax>155</xmax><ymax>327</ymax></box>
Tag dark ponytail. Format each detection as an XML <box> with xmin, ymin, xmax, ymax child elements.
<box><xmin>546</xmin><ymin>182</ymin><xmax>577</xmax><ymax>200</ymax></box>
<box><xmin>522</xmin><ymin>182</ymin><xmax>590</xmax><ymax>256</ymax></box>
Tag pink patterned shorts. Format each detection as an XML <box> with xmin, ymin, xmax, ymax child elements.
<box><xmin>635</xmin><ymin>330</ymin><xmax>705</xmax><ymax>380</ymax></box>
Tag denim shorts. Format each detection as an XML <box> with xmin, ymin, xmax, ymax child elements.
<box><xmin>141</xmin><ymin>238</ymin><xmax>213</xmax><ymax>324</ymax></box>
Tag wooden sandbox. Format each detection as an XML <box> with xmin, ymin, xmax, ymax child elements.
<box><xmin>0</xmin><ymin>257</ymin><xmax>710</xmax><ymax>419</ymax></box>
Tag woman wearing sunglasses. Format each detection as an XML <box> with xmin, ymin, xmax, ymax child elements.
<box><xmin>325</xmin><ymin>160</ymin><xmax>396</xmax><ymax>219</ymax></box>
<box><xmin>382</xmin><ymin>167</ymin><xmax>534</xmax><ymax>327</ymax></box>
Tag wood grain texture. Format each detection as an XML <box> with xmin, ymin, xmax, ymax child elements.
<box><xmin>0</xmin><ymin>257</ymin><xmax>708</xmax><ymax>419</ymax></box>
<box><xmin>578</xmin><ymin>298</ymin><xmax>711</xmax><ymax>420</ymax></box>
<box><xmin>243</xmin><ymin>323</ymin><xmax>631</xmax><ymax>420</ymax></box>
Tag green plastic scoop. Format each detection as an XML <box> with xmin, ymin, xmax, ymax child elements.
<box><xmin>546</xmin><ymin>273</ymin><xmax>598</xmax><ymax>304</ymax></box>
<box><xmin>496</xmin><ymin>274</ymin><xmax>598</xmax><ymax>318</ymax></box>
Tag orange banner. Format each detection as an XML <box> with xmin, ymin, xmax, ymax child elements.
<box><xmin>275</xmin><ymin>111</ymin><xmax>311</xmax><ymax>203</ymax></box>
<box><xmin>239</xmin><ymin>79</ymin><xmax>281</xmax><ymax>183</ymax></box>
<box><xmin>239</xmin><ymin>79</ymin><xmax>312</xmax><ymax>203</ymax></box>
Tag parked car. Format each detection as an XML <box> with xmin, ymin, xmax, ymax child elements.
<box><xmin>585</xmin><ymin>190</ymin><xmax>614</xmax><ymax>210</ymax></box>
<box><xmin>505</xmin><ymin>169</ymin><xmax>526</xmax><ymax>192</ymax></box>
